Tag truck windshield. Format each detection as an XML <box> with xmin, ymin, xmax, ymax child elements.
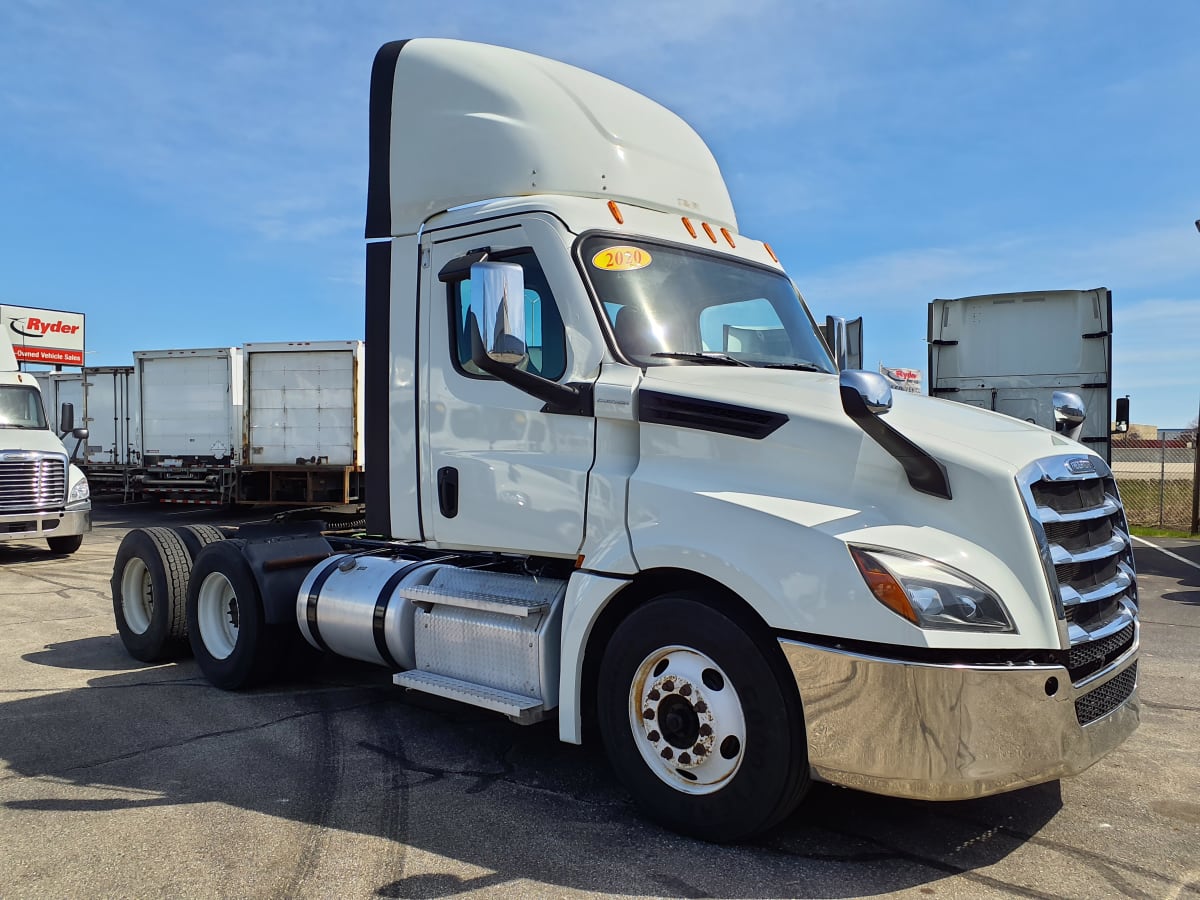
<box><xmin>0</xmin><ymin>386</ymin><xmax>49</xmax><ymax>430</ymax></box>
<box><xmin>580</xmin><ymin>235</ymin><xmax>836</xmax><ymax>373</ymax></box>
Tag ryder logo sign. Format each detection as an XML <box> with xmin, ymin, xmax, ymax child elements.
<box><xmin>1</xmin><ymin>304</ymin><xmax>86</xmax><ymax>366</ymax></box>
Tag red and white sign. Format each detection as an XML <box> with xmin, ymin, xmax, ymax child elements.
<box><xmin>1</xmin><ymin>304</ymin><xmax>85</xmax><ymax>366</ymax></box>
<box><xmin>880</xmin><ymin>364</ymin><xmax>923</xmax><ymax>394</ymax></box>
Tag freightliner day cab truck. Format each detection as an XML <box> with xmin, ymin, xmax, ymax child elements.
<box><xmin>110</xmin><ymin>39</ymin><xmax>1140</xmax><ymax>841</ymax></box>
<box><xmin>0</xmin><ymin>335</ymin><xmax>91</xmax><ymax>553</ymax></box>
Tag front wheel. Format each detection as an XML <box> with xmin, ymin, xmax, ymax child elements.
<box><xmin>597</xmin><ymin>594</ymin><xmax>810</xmax><ymax>842</ymax></box>
<box><xmin>186</xmin><ymin>540</ymin><xmax>282</xmax><ymax>690</ymax></box>
<box><xmin>47</xmin><ymin>534</ymin><xmax>83</xmax><ymax>554</ymax></box>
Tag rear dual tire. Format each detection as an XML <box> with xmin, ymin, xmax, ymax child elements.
<box><xmin>111</xmin><ymin>525</ymin><xmax>230</xmax><ymax>662</ymax></box>
<box><xmin>186</xmin><ymin>540</ymin><xmax>283</xmax><ymax>690</ymax></box>
<box><xmin>111</xmin><ymin>527</ymin><xmax>192</xmax><ymax>662</ymax></box>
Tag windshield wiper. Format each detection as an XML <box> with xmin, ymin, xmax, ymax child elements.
<box><xmin>764</xmin><ymin>361</ymin><xmax>825</xmax><ymax>372</ymax></box>
<box><xmin>650</xmin><ymin>352</ymin><xmax>752</xmax><ymax>367</ymax></box>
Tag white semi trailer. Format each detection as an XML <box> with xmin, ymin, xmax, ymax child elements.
<box><xmin>929</xmin><ymin>288</ymin><xmax>1128</xmax><ymax>462</ymax></box>
<box><xmin>110</xmin><ymin>39</ymin><xmax>1140</xmax><ymax>841</ymax></box>
<box><xmin>238</xmin><ymin>340</ymin><xmax>365</xmax><ymax>504</ymax></box>
<box><xmin>0</xmin><ymin>336</ymin><xmax>91</xmax><ymax>553</ymax></box>
<box><xmin>133</xmin><ymin>347</ymin><xmax>243</xmax><ymax>505</ymax></box>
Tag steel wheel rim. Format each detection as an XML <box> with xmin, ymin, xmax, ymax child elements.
<box><xmin>120</xmin><ymin>558</ymin><xmax>153</xmax><ymax>635</ymax></box>
<box><xmin>628</xmin><ymin>645</ymin><xmax>746</xmax><ymax>795</ymax></box>
<box><xmin>197</xmin><ymin>572</ymin><xmax>240</xmax><ymax>660</ymax></box>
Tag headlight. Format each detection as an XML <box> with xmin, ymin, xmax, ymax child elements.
<box><xmin>68</xmin><ymin>478</ymin><xmax>90</xmax><ymax>503</ymax></box>
<box><xmin>849</xmin><ymin>545</ymin><xmax>1015</xmax><ymax>633</ymax></box>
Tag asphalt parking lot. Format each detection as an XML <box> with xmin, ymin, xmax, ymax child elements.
<box><xmin>0</xmin><ymin>503</ymin><xmax>1197</xmax><ymax>899</ymax></box>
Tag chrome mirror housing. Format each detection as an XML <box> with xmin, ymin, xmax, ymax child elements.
<box><xmin>1052</xmin><ymin>391</ymin><xmax>1086</xmax><ymax>441</ymax></box>
<box><xmin>470</xmin><ymin>261</ymin><xmax>527</xmax><ymax>365</ymax></box>
<box><xmin>840</xmin><ymin>370</ymin><xmax>893</xmax><ymax>415</ymax></box>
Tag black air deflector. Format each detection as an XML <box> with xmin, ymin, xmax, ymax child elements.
<box><xmin>638</xmin><ymin>391</ymin><xmax>786</xmax><ymax>440</ymax></box>
<box><xmin>365</xmin><ymin>40</ymin><xmax>409</xmax><ymax>239</ymax></box>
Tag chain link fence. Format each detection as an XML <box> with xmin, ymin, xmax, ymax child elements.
<box><xmin>1112</xmin><ymin>430</ymin><xmax>1198</xmax><ymax>532</ymax></box>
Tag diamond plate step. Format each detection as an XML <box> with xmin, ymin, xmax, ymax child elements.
<box><xmin>400</xmin><ymin>585</ymin><xmax>549</xmax><ymax>617</ymax></box>
<box><xmin>393</xmin><ymin>670</ymin><xmax>546</xmax><ymax>724</ymax></box>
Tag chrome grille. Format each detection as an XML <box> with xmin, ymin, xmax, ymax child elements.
<box><xmin>0</xmin><ymin>452</ymin><xmax>67</xmax><ymax>512</ymax></box>
<box><xmin>1076</xmin><ymin>662</ymin><xmax>1137</xmax><ymax>726</ymax></box>
<box><xmin>1019</xmin><ymin>454</ymin><xmax>1139</xmax><ymax>701</ymax></box>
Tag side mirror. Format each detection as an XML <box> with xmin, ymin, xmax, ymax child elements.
<box><xmin>59</xmin><ymin>402</ymin><xmax>75</xmax><ymax>434</ymax></box>
<box><xmin>824</xmin><ymin>316</ymin><xmax>848</xmax><ymax>371</ymax></box>
<box><xmin>1052</xmin><ymin>391</ymin><xmax>1086</xmax><ymax>442</ymax></box>
<box><xmin>72</xmin><ymin>427</ymin><xmax>89</xmax><ymax>440</ymax></box>
<box><xmin>471</xmin><ymin>261</ymin><xmax>527</xmax><ymax>365</ymax></box>
<box><xmin>840</xmin><ymin>370</ymin><xmax>893</xmax><ymax>415</ymax></box>
<box><xmin>1113</xmin><ymin>395</ymin><xmax>1130</xmax><ymax>434</ymax></box>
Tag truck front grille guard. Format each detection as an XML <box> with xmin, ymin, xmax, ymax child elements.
<box><xmin>0</xmin><ymin>452</ymin><xmax>68</xmax><ymax>512</ymax></box>
<box><xmin>1017</xmin><ymin>456</ymin><xmax>1138</xmax><ymax>692</ymax></box>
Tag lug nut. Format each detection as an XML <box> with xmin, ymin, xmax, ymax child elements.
<box><xmin>678</xmin><ymin>753</ymin><xmax>691</xmax><ymax>765</ymax></box>
<box><xmin>647</xmin><ymin>730</ymin><xmax>660</xmax><ymax>742</ymax></box>
<box><xmin>699</xmin><ymin>724</ymin><xmax>712</xmax><ymax>737</ymax></box>
<box><xmin>693</xmin><ymin>744</ymin><xmax>706</xmax><ymax>756</ymax></box>
<box><xmin>643</xmin><ymin>708</ymin><xmax>655</xmax><ymax>720</ymax></box>
<box><xmin>648</xmin><ymin>689</ymin><xmax>661</xmax><ymax>701</ymax></box>
<box><xmin>662</xmin><ymin>680</ymin><xmax>675</xmax><ymax>692</ymax></box>
<box><xmin>661</xmin><ymin>747</ymin><xmax>674</xmax><ymax>760</ymax></box>
<box><xmin>695</xmin><ymin>701</ymin><xmax>708</xmax><ymax>713</ymax></box>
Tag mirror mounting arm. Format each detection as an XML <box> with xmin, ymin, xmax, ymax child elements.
<box><xmin>469</xmin><ymin>319</ymin><xmax>592</xmax><ymax>416</ymax></box>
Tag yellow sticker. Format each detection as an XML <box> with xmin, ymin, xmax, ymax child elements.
<box><xmin>591</xmin><ymin>246</ymin><xmax>652</xmax><ymax>271</ymax></box>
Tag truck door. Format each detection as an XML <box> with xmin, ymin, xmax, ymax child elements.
<box><xmin>422</xmin><ymin>220</ymin><xmax>599</xmax><ymax>557</ymax></box>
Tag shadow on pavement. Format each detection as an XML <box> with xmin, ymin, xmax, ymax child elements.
<box><xmin>0</xmin><ymin>644</ymin><xmax>1070</xmax><ymax>899</ymax></box>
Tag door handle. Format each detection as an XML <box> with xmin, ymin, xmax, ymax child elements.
<box><xmin>437</xmin><ymin>466</ymin><xmax>459</xmax><ymax>518</ymax></box>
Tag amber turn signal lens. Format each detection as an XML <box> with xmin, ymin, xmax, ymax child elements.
<box><xmin>607</xmin><ymin>201</ymin><xmax>624</xmax><ymax>224</ymax></box>
<box><xmin>849</xmin><ymin>547</ymin><xmax>918</xmax><ymax>624</ymax></box>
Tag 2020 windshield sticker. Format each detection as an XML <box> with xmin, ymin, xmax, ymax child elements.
<box><xmin>591</xmin><ymin>246</ymin><xmax>652</xmax><ymax>272</ymax></box>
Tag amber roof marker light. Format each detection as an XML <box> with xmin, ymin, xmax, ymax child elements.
<box><xmin>607</xmin><ymin>200</ymin><xmax>624</xmax><ymax>224</ymax></box>
<box><xmin>681</xmin><ymin>217</ymin><xmax>697</xmax><ymax>238</ymax></box>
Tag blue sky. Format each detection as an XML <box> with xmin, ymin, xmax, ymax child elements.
<box><xmin>2</xmin><ymin>0</ymin><xmax>1198</xmax><ymax>426</ymax></box>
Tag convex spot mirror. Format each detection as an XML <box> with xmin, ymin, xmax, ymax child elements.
<box><xmin>470</xmin><ymin>262</ymin><xmax>527</xmax><ymax>365</ymax></box>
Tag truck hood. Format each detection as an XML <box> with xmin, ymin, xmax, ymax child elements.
<box><xmin>638</xmin><ymin>366</ymin><xmax>1085</xmax><ymax>480</ymax></box>
<box><xmin>0</xmin><ymin>428</ymin><xmax>70</xmax><ymax>456</ymax></box>
<box><xmin>627</xmin><ymin>366</ymin><xmax>1082</xmax><ymax>648</ymax></box>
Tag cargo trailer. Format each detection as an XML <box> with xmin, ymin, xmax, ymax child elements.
<box><xmin>133</xmin><ymin>348</ymin><xmax>242</xmax><ymax>504</ymax></box>
<box><xmin>79</xmin><ymin>366</ymin><xmax>139</xmax><ymax>497</ymax></box>
<box><xmin>238</xmin><ymin>340</ymin><xmax>365</xmax><ymax>504</ymax></box>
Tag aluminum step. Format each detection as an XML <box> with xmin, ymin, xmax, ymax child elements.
<box><xmin>399</xmin><ymin>568</ymin><xmax>565</xmax><ymax>618</ymax></box>
<box><xmin>393</xmin><ymin>670</ymin><xmax>546</xmax><ymax>724</ymax></box>
<box><xmin>400</xmin><ymin>585</ymin><xmax>548</xmax><ymax>617</ymax></box>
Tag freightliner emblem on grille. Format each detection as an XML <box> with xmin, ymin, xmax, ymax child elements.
<box><xmin>1067</xmin><ymin>457</ymin><xmax>1096</xmax><ymax>475</ymax></box>
<box><xmin>1</xmin><ymin>452</ymin><xmax>39</xmax><ymax>462</ymax></box>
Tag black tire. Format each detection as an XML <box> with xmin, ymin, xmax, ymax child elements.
<box><xmin>186</xmin><ymin>539</ymin><xmax>283</xmax><ymax>690</ymax></box>
<box><xmin>597</xmin><ymin>594</ymin><xmax>810</xmax><ymax>842</ymax></box>
<box><xmin>111</xmin><ymin>527</ymin><xmax>192</xmax><ymax>662</ymax></box>
<box><xmin>47</xmin><ymin>534</ymin><xmax>84</xmax><ymax>554</ymax></box>
<box><xmin>173</xmin><ymin>524</ymin><xmax>227</xmax><ymax>561</ymax></box>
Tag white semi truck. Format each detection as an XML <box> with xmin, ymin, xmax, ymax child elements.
<box><xmin>110</xmin><ymin>39</ymin><xmax>1140</xmax><ymax>841</ymax></box>
<box><xmin>0</xmin><ymin>335</ymin><xmax>91</xmax><ymax>553</ymax></box>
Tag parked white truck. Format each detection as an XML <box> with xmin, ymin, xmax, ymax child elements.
<box><xmin>929</xmin><ymin>288</ymin><xmax>1128</xmax><ymax>462</ymax></box>
<box><xmin>0</xmin><ymin>336</ymin><xmax>91</xmax><ymax>553</ymax></box>
<box><xmin>110</xmin><ymin>39</ymin><xmax>1140</xmax><ymax>841</ymax></box>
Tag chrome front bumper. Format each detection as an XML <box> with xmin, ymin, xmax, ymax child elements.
<box><xmin>780</xmin><ymin>636</ymin><xmax>1139</xmax><ymax>800</ymax></box>
<box><xmin>0</xmin><ymin>504</ymin><xmax>91</xmax><ymax>541</ymax></box>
